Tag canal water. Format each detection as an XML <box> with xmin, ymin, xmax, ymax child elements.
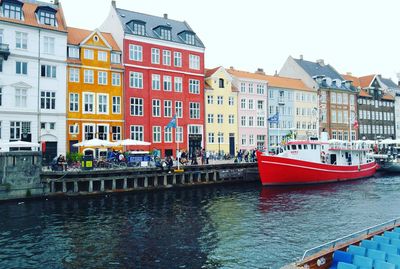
<box><xmin>1</xmin><ymin>173</ymin><xmax>400</xmax><ymax>269</ymax></box>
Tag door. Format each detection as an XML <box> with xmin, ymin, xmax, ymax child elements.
<box><xmin>229</xmin><ymin>133</ymin><xmax>235</xmax><ymax>156</ymax></box>
<box><xmin>189</xmin><ymin>134</ymin><xmax>202</xmax><ymax>158</ymax></box>
<box><xmin>43</xmin><ymin>142</ymin><xmax>57</xmax><ymax>165</ymax></box>
<box><xmin>69</xmin><ymin>140</ymin><xmax>78</xmax><ymax>153</ymax></box>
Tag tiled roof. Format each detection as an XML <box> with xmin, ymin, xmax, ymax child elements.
<box><xmin>204</xmin><ymin>80</ymin><xmax>212</xmax><ymax>90</ymax></box>
<box><xmin>293</xmin><ymin>58</ymin><xmax>343</xmax><ymax>81</ymax></box>
<box><xmin>382</xmin><ymin>93</ymin><xmax>395</xmax><ymax>101</ymax></box>
<box><xmin>115</xmin><ymin>8</ymin><xmax>205</xmax><ymax>48</ymax></box>
<box><xmin>342</xmin><ymin>74</ymin><xmax>361</xmax><ymax>88</ymax></box>
<box><xmin>359</xmin><ymin>75</ymin><xmax>375</xmax><ymax>89</ymax></box>
<box><xmin>205</xmin><ymin>66</ymin><xmax>220</xmax><ymax>78</ymax></box>
<box><xmin>67</xmin><ymin>27</ymin><xmax>121</xmax><ymax>51</ymax></box>
<box><xmin>0</xmin><ymin>0</ymin><xmax>67</xmax><ymax>32</ymax></box>
<box><xmin>227</xmin><ymin>68</ymin><xmax>312</xmax><ymax>92</ymax></box>
<box><xmin>358</xmin><ymin>89</ymin><xmax>372</xmax><ymax>98</ymax></box>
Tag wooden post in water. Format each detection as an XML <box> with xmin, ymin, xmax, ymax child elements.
<box><xmin>89</xmin><ymin>180</ymin><xmax>93</xmax><ymax>193</ymax></box>
<box><xmin>74</xmin><ymin>181</ymin><xmax>78</xmax><ymax>193</ymax></box>
<box><xmin>100</xmin><ymin>180</ymin><xmax>105</xmax><ymax>192</ymax></box>
<box><xmin>62</xmin><ymin>181</ymin><xmax>66</xmax><ymax>193</ymax></box>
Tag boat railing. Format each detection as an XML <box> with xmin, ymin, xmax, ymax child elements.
<box><xmin>300</xmin><ymin>217</ymin><xmax>400</xmax><ymax>261</ymax></box>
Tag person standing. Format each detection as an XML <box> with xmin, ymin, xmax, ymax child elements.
<box><xmin>206</xmin><ymin>150</ymin><xmax>210</xmax><ymax>164</ymax></box>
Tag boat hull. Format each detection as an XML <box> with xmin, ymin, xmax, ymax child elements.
<box><xmin>257</xmin><ymin>152</ymin><xmax>377</xmax><ymax>186</ymax></box>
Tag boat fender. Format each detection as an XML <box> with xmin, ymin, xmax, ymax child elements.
<box><xmin>320</xmin><ymin>151</ymin><xmax>326</xmax><ymax>163</ymax></box>
<box><xmin>358</xmin><ymin>164</ymin><xmax>361</xmax><ymax>171</ymax></box>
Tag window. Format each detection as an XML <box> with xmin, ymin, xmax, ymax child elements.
<box><xmin>84</xmin><ymin>124</ymin><xmax>95</xmax><ymax>140</ymax></box>
<box><xmin>189</xmin><ymin>79</ymin><xmax>200</xmax><ymax>94</ymax></box>
<box><xmin>15</xmin><ymin>88</ymin><xmax>27</xmax><ymax>107</ymax></box>
<box><xmin>249</xmin><ymin>84</ymin><xmax>254</xmax><ymax>94</ymax></box>
<box><xmin>0</xmin><ymin>88</ymin><xmax>2</xmax><ymax>106</ymax></box>
<box><xmin>151</xmin><ymin>48</ymin><xmax>160</xmax><ymax>64</ymax></box>
<box><xmin>130</xmin><ymin>125</ymin><xmax>144</xmax><ymax>141</ymax></box>
<box><xmin>3</xmin><ymin>3</ymin><xmax>22</xmax><ymax>20</ymax></box>
<box><xmin>69</xmin><ymin>93</ymin><xmax>79</xmax><ymax>112</ymax></box>
<box><xmin>257</xmin><ymin>100</ymin><xmax>264</xmax><ymax>110</ymax></box>
<box><xmin>68</xmin><ymin>47</ymin><xmax>79</xmax><ymax>58</ymax></box>
<box><xmin>241</xmin><ymin>116</ymin><xmax>246</xmax><ymax>127</ymax></box>
<box><xmin>176</xmin><ymin>126</ymin><xmax>183</xmax><ymax>142</ymax></box>
<box><xmin>248</xmin><ymin>99</ymin><xmax>254</xmax><ymax>110</ymax></box>
<box><xmin>229</xmin><ymin>97</ymin><xmax>234</xmax><ymax>106</ymax></box>
<box><xmin>0</xmin><ymin>60</ymin><xmax>2</xmax><ymax>72</ymax></box>
<box><xmin>208</xmin><ymin>133</ymin><xmax>215</xmax><ymax>143</ymax></box>
<box><xmin>69</xmin><ymin>124</ymin><xmax>79</xmax><ymax>134</ymax></box>
<box><xmin>241</xmin><ymin>134</ymin><xmax>247</xmax><ymax>146</ymax></box>
<box><xmin>164</xmin><ymin>100</ymin><xmax>172</xmax><ymax>117</ymax></box>
<box><xmin>112</xmin><ymin>126</ymin><xmax>121</xmax><ymax>141</ymax></box>
<box><xmin>38</xmin><ymin>10</ymin><xmax>56</xmax><ymax>26</ymax></box>
<box><xmin>84</xmin><ymin>49</ymin><xmax>94</xmax><ymax>59</ymax></box>
<box><xmin>16</xmin><ymin>32</ymin><xmax>27</xmax><ymax>49</ymax></box>
<box><xmin>337</xmin><ymin>110</ymin><xmax>342</xmax><ymax>123</ymax></box>
<box><xmin>257</xmin><ymin>84</ymin><xmax>265</xmax><ymax>95</ymax></box>
<box><xmin>112</xmin><ymin>96</ymin><xmax>121</xmax><ymax>114</ymax></box>
<box><xmin>111</xmin><ymin>52</ymin><xmax>121</xmax><ymax>63</ymax></box>
<box><xmin>43</xmin><ymin>37</ymin><xmax>55</xmax><ymax>54</ymax></box>
<box><xmin>152</xmin><ymin>74</ymin><xmax>161</xmax><ymax>90</ymax></box>
<box><xmin>98</xmin><ymin>71</ymin><xmax>107</xmax><ymax>85</ymax></box>
<box><xmin>10</xmin><ymin>122</ymin><xmax>31</xmax><ymax>140</ymax></box>
<box><xmin>129</xmin><ymin>44</ymin><xmax>142</xmax><ymax>61</ymax></box>
<box><xmin>207</xmin><ymin>114</ymin><xmax>214</xmax><ymax>124</ymax></box>
<box><xmin>152</xmin><ymin>99</ymin><xmax>161</xmax><ymax>117</ymax></box>
<box><xmin>189</xmin><ymin>102</ymin><xmax>200</xmax><ymax>119</ymax></box>
<box><xmin>217</xmin><ymin>114</ymin><xmax>223</xmax><ymax>124</ymax></box>
<box><xmin>185</xmin><ymin>33</ymin><xmax>195</xmax><ymax>45</ymax></box>
<box><xmin>331</xmin><ymin>92</ymin><xmax>336</xmax><ymax>104</ymax></box>
<box><xmin>49</xmin><ymin>122</ymin><xmax>55</xmax><ymax>130</ymax></box>
<box><xmin>83</xmin><ymin>93</ymin><xmax>94</xmax><ymax>113</ymax></box>
<box><xmin>175</xmin><ymin>101</ymin><xmax>183</xmax><ymax>118</ymax></box>
<box><xmin>331</xmin><ymin>110</ymin><xmax>337</xmax><ymax>123</ymax></box>
<box><xmin>69</xmin><ymin>68</ymin><xmax>79</xmax><ymax>82</ymax></box>
<box><xmin>130</xmin><ymin>72</ymin><xmax>143</xmax><ymax>88</ymax></box>
<box><xmin>160</xmin><ymin>28</ymin><xmax>172</xmax><ymax>40</ymax></box>
<box><xmin>84</xmin><ymin>70</ymin><xmax>94</xmax><ymax>84</ymax></box>
<box><xmin>130</xmin><ymin>98</ymin><xmax>143</xmax><ymax>116</ymax></box>
<box><xmin>189</xmin><ymin>54</ymin><xmax>200</xmax><ymax>70</ymax></box>
<box><xmin>248</xmin><ymin>116</ymin><xmax>254</xmax><ymax>127</ymax></box>
<box><xmin>132</xmin><ymin>22</ymin><xmax>145</xmax><ymax>35</ymax></box>
<box><xmin>174</xmin><ymin>52</ymin><xmax>182</xmax><ymax>67</ymax></box>
<box><xmin>240</xmin><ymin>99</ymin><xmax>246</xmax><ymax>109</ymax></box>
<box><xmin>163</xmin><ymin>50</ymin><xmax>171</xmax><ymax>66</ymax></box>
<box><xmin>218</xmin><ymin>132</ymin><xmax>224</xmax><ymax>144</ymax></box>
<box><xmin>16</xmin><ymin>61</ymin><xmax>27</xmax><ymax>75</ymax></box>
<box><xmin>41</xmin><ymin>65</ymin><xmax>56</xmax><ymax>78</ymax></box>
<box><xmin>229</xmin><ymin>115</ymin><xmax>234</xmax><ymax>124</ymax></box>
<box><xmin>218</xmin><ymin>78</ymin><xmax>224</xmax><ymax>88</ymax></box>
<box><xmin>98</xmin><ymin>94</ymin><xmax>108</xmax><ymax>114</ymax></box>
<box><xmin>217</xmin><ymin>96</ymin><xmax>223</xmax><ymax>105</ymax></box>
<box><xmin>98</xmin><ymin>125</ymin><xmax>110</xmax><ymax>142</ymax></box>
<box><xmin>241</xmin><ymin>83</ymin><xmax>246</xmax><ymax>93</ymax></box>
<box><xmin>164</xmin><ymin>127</ymin><xmax>173</xmax><ymax>143</ymax></box>
<box><xmin>163</xmin><ymin>76</ymin><xmax>172</xmax><ymax>91</ymax></box>
<box><xmin>153</xmin><ymin>126</ymin><xmax>161</xmax><ymax>143</ymax></box>
<box><xmin>174</xmin><ymin>77</ymin><xmax>183</xmax><ymax>92</ymax></box>
<box><xmin>98</xmin><ymin>51</ymin><xmax>107</xmax><ymax>61</ymax></box>
<box><xmin>257</xmin><ymin>116</ymin><xmax>265</xmax><ymax>127</ymax></box>
<box><xmin>40</xmin><ymin>91</ymin><xmax>56</xmax><ymax>110</ymax></box>
<box><xmin>112</xmin><ymin>73</ymin><xmax>121</xmax><ymax>86</ymax></box>
<box><xmin>207</xmin><ymin>95</ymin><xmax>214</xmax><ymax>105</ymax></box>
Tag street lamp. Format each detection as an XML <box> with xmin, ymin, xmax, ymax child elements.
<box><xmin>218</xmin><ymin>132</ymin><xmax>221</xmax><ymax>159</ymax></box>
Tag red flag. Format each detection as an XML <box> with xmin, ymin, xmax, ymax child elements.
<box><xmin>353</xmin><ymin>120</ymin><xmax>359</xmax><ymax>129</ymax></box>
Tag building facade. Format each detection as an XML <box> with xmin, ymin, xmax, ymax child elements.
<box><xmin>204</xmin><ymin>66</ymin><xmax>238</xmax><ymax>157</ymax></box>
<box><xmin>66</xmin><ymin>28</ymin><xmax>124</xmax><ymax>156</ymax></box>
<box><xmin>227</xmin><ymin>68</ymin><xmax>268</xmax><ymax>151</ymax></box>
<box><xmin>101</xmin><ymin>2</ymin><xmax>205</xmax><ymax>157</ymax></box>
<box><xmin>0</xmin><ymin>0</ymin><xmax>67</xmax><ymax>162</ymax></box>
<box><xmin>280</xmin><ymin>56</ymin><xmax>358</xmax><ymax>140</ymax></box>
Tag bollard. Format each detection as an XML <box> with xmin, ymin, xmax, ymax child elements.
<box><xmin>100</xmin><ymin>180</ymin><xmax>105</xmax><ymax>192</ymax></box>
<box><xmin>89</xmin><ymin>180</ymin><xmax>93</xmax><ymax>193</ymax></box>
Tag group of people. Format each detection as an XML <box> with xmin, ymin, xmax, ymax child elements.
<box><xmin>235</xmin><ymin>149</ymin><xmax>257</xmax><ymax>163</ymax></box>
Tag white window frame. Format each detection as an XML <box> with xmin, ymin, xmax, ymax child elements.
<box><xmin>98</xmin><ymin>71</ymin><xmax>108</xmax><ymax>85</ymax></box>
<box><xmin>189</xmin><ymin>54</ymin><xmax>200</xmax><ymax>70</ymax></box>
<box><xmin>189</xmin><ymin>79</ymin><xmax>200</xmax><ymax>94</ymax></box>
<box><xmin>163</xmin><ymin>50</ymin><xmax>171</xmax><ymax>66</ymax></box>
<box><xmin>129</xmin><ymin>44</ymin><xmax>143</xmax><ymax>61</ymax></box>
<box><xmin>84</xmin><ymin>49</ymin><xmax>94</xmax><ymax>60</ymax></box>
<box><xmin>69</xmin><ymin>68</ymin><xmax>79</xmax><ymax>82</ymax></box>
<box><xmin>84</xmin><ymin>69</ymin><xmax>94</xmax><ymax>84</ymax></box>
<box><xmin>164</xmin><ymin>100</ymin><xmax>172</xmax><ymax>118</ymax></box>
<box><xmin>174</xmin><ymin>77</ymin><xmax>183</xmax><ymax>92</ymax></box>
<box><xmin>130</xmin><ymin>97</ymin><xmax>144</xmax><ymax>116</ymax></box>
<box><xmin>174</xmin><ymin>51</ymin><xmax>182</xmax><ymax>67</ymax></box>
<box><xmin>153</xmin><ymin>126</ymin><xmax>161</xmax><ymax>143</ymax></box>
<box><xmin>152</xmin><ymin>99</ymin><xmax>161</xmax><ymax>117</ymax></box>
<box><xmin>130</xmin><ymin>125</ymin><xmax>144</xmax><ymax>141</ymax></box>
<box><xmin>83</xmin><ymin>92</ymin><xmax>95</xmax><ymax>114</ymax></box>
<box><xmin>111</xmin><ymin>73</ymin><xmax>121</xmax><ymax>86</ymax></box>
<box><xmin>152</xmin><ymin>74</ymin><xmax>161</xmax><ymax>90</ymax></box>
<box><xmin>98</xmin><ymin>51</ymin><xmax>107</xmax><ymax>62</ymax></box>
<box><xmin>151</xmin><ymin>48</ymin><xmax>160</xmax><ymax>64</ymax></box>
<box><xmin>69</xmin><ymin>93</ymin><xmax>79</xmax><ymax>112</ymax></box>
<box><xmin>130</xmin><ymin>72</ymin><xmax>143</xmax><ymax>89</ymax></box>
<box><xmin>163</xmin><ymin>75</ymin><xmax>172</xmax><ymax>91</ymax></box>
<box><xmin>175</xmin><ymin>101</ymin><xmax>183</xmax><ymax>118</ymax></box>
<box><xmin>97</xmin><ymin>94</ymin><xmax>109</xmax><ymax>114</ymax></box>
<box><xmin>112</xmin><ymin>96</ymin><xmax>121</xmax><ymax>114</ymax></box>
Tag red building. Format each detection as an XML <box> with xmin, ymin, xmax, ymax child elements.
<box><xmin>101</xmin><ymin>2</ymin><xmax>205</xmax><ymax>157</ymax></box>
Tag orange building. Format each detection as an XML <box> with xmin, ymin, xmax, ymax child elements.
<box><xmin>66</xmin><ymin>27</ymin><xmax>124</xmax><ymax>156</ymax></box>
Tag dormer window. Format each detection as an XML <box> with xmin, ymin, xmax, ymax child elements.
<box><xmin>160</xmin><ymin>28</ymin><xmax>171</xmax><ymax>40</ymax></box>
<box><xmin>36</xmin><ymin>7</ymin><xmax>57</xmax><ymax>26</ymax></box>
<box><xmin>2</xmin><ymin>0</ymin><xmax>23</xmax><ymax>20</ymax></box>
<box><xmin>111</xmin><ymin>52</ymin><xmax>121</xmax><ymax>64</ymax></box>
<box><xmin>178</xmin><ymin>30</ymin><xmax>196</xmax><ymax>45</ymax></box>
<box><xmin>126</xmin><ymin>20</ymin><xmax>146</xmax><ymax>36</ymax></box>
<box><xmin>185</xmin><ymin>33</ymin><xmax>195</xmax><ymax>45</ymax></box>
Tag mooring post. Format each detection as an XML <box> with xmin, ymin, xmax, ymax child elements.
<box><xmin>112</xmin><ymin>179</ymin><xmax>116</xmax><ymax>190</ymax></box>
<box><xmin>62</xmin><ymin>181</ymin><xmax>67</xmax><ymax>193</ymax></box>
<box><xmin>163</xmin><ymin>175</ymin><xmax>167</xmax><ymax>186</ymax></box>
<box><xmin>144</xmin><ymin>177</ymin><xmax>148</xmax><ymax>187</ymax></box>
<box><xmin>123</xmin><ymin>177</ymin><xmax>127</xmax><ymax>189</ymax></box>
<box><xmin>134</xmin><ymin>178</ymin><xmax>138</xmax><ymax>188</ymax></box>
<box><xmin>154</xmin><ymin>176</ymin><xmax>158</xmax><ymax>187</ymax></box>
<box><xmin>173</xmin><ymin>174</ymin><xmax>177</xmax><ymax>184</ymax></box>
<box><xmin>74</xmin><ymin>181</ymin><xmax>78</xmax><ymax>193</ymax></box>
<box><xmin>51</xmin><ymin>181</ymin><xmax>55</xmax><ymax>193</ymax></box>
<box><xmin>89</xmin><ymin>180</ymin><xmax>93</xmax><ymax>193</ymax></box>
<box><xmin>100</xmin><ymin>180</ymin><xmax>105</xmax><ymax>192</ymax></box>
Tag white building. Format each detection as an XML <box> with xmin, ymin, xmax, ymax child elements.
<box><xmin>0</xmin><ymin>0</ymin><xmax>67</xmax><ymax>162</ymax></box>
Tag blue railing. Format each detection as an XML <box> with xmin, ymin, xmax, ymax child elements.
<box><xmin>301</xmin><ymin>217</ymin><xmax>400</xmax><ymax>261</ymax></box>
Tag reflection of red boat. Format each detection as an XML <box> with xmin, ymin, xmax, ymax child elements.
<box><xmin>257</xmin><ymin>137</ymin><xmax>377</xmax><ymax>186</ymax></box>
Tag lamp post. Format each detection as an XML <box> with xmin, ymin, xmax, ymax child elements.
<box><xmin>218</xmin><ymin>132</ymin><xmax>221</xmax><ymax>159</ymax></box>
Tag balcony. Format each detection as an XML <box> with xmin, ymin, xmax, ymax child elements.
<box><xmin>0</xmin><ymin>43</ymin><xmax>10</xmax><ymax>60</ymax></box>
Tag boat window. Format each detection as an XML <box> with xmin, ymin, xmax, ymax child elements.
<box><xmin>286</xmin><ymin>146</ymin><xmax>289</xmax><ymax>151</ymax></box>
<box><xmin>298</xmin><ymin>145</ymin><xmax>302</xmax><ymax>150</ymax></box>
<box><xmin>291</xmin><ymin>145</ymin><xmax>297</xmax><ymax>150</ymax></box>
<box><xmin>304</xmin><ymin>145</ymin><xmax>308</xmax><ymax>150</ymax></box>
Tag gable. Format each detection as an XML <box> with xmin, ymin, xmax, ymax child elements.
<box><xmin>81</xmin><ymin>31</ymin><xmax>111</xmax><ymax>50</ymax></box>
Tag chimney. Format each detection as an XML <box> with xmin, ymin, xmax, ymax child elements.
<box><xmin>255</xmin><ymin>68</ymin><xmax>265</xmax><ymax>75</ymax></box>
<box><xmin>346</xmin><ymin>72</ymin><xmax>352</xmax><ymax>76</ymax></box>
<box><xmin>316</xmin><ymin>59</ymin><xmax>325</xmax><ymax>66</ymax></box>
<box><xmin>229</xmin><ymin>66</ymin><xmax>234</xmax><ymax>70</ymax></box>
<box><xmin>164</xmin><ymin>13</ymin><xmax>168</xmax><ymax>19</ymax></box>
<box><xmin>111</xmin><ymin>0</ymin><xmax>116</xmax><ymax>8</ymax></box>
<box><xmin>299</xmin><ymin>54</ymin><xmax>303</xmax><ymax>60</ymax></box>
<box><xmin>274</xmin><ymin>70</ymin><xmax>278</xmax><ymax>77</ymax></box>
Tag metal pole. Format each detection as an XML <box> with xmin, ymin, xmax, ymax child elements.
<box><xmin>176</xmin><ymin>114</ymin><xmax>180</xmax><ymax>170</ymax></box>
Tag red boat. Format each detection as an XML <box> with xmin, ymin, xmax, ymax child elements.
<box><xmin>257</xmin><ymin>137</ymin><xmax>377</xmax><ymax>186</ymax></box>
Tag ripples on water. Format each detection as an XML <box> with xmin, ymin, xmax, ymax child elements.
<box><xmin>1</xmin><ymin>173</ymin><xmax>400</xmax><ymax>269</ymax></box>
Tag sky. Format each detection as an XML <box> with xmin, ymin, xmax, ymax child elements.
<box><xmin>61</xmin><ymin>0</ymin><xmax>400</xmax><ymax>82</ymax></box>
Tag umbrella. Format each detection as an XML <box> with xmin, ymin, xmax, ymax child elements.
<box><xmin>72</xmin><ymin>138</ymin><xmax>116</xmax><ymax>148</ymax></box>
<box><xmin>0</xmin><ymin>141</ymin><xmax>40</xmax><ymax>148</ymax></box>
<box><xmin>114</xmin><ymin>139</ymin><xmax>151</xmax><ymax>146</ymax></box>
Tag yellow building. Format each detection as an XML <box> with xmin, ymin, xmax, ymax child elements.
<box><xmin>204</xmin><ymin>67</ymin><xmax>238</xmax><ymax>156</ymax></box>
<box><xmin>67</xmin><ymin>28</ymin><xmax>124</xmax><ymax>156</ymax></box>
<box><xmin>293</xmin><ymin>88</ymin><xmax>318</xmax><ymax>139</ymax></box>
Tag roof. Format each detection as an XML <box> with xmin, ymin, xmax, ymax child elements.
<box><xmin>380</xmin><ymin>77</ymin><xmax>400</xmax><ymax>90</ymax></box>
<box><xmin>382</xmin><ymin>93</ymin><xmax>395</xmax><ymax>101</ymax></box>
<box><xmin>359</xmin><ymin>75</ymin><xmax>375</xmax><ymax>88</ymax></box>
<box><xmin>205</xmin><ymin>66</ymin><xmax>220</xmax><ymax>78</ymax></box>
<box><xmin>227</xmin><ymin>68</ymin><xmax>312</xmax><ymax>91</ymax></box>
<box><xmin>342</xmin><ymin>74</ymin><xmax>361</xmax><ymax>88</ymax></box>
<box><xmin>0</xmin><ymin>0</ymin><xmax>67</xmax><ymax>32</ymax></box>
<box><xmin>358</xmin><ymin>89</ymin><xmax>372</xmax><ymax>98</ymax></box>
<box><xmin>115</xmin><ymin>8</ymin><xmax>205</xmax><ymax>48</ymax></box>
<box><xmin>67</xmin><ymin>27</ymin><xmax>121</xmax><ymax>51</ymax></box>
<box><xmin>293</xmin><ymin>58</ymin><xmax>343</xmax><ymax>81</ymax></box>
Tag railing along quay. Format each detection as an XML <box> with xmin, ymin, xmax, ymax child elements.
<box><xmin>40</xmin><ymin>163</ymin><xmax>259</xmax><ymax>196</ymax></box>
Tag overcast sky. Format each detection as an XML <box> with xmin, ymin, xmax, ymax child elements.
<box><xmin>61</xmin><ymin>0</ymin><xmax>400</xmax><ymax>82</ymax></box>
